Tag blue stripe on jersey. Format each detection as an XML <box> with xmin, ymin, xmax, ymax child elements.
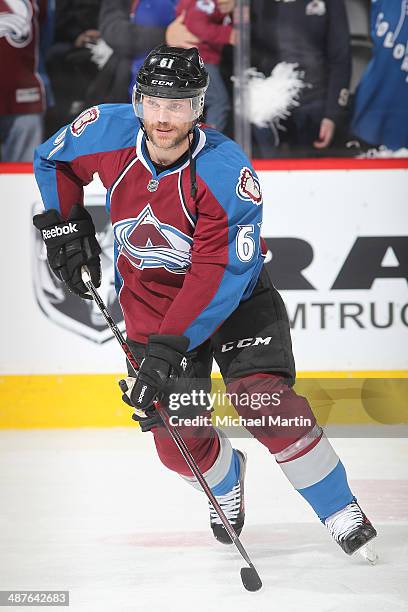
<box><xmin>105</xmin><ymin>187</ymin><xmax>111</xmax><ymax>214</ymax></box>
<box><xmin>297</xmin><ymin>460</ymin><xmax>354</xmax><ymax>521</ymax></box>
<box><xmin>114</xmin><ymin>240</ymin><xmax>124</xmax><ymax>296</ymax></box>
<box><xmin>211</xmin><ymin>449</ymin><xmax>241</xmax><ymax>496</ymax></box>
<box><xmin>242</xmin><ymin>257</ymin><xmax>264</xmax><ymax>300</ymax></box>
<box><xmin>183</xmin><ymin>133</ymin><xmax>263</xmax><ymax>349</ymax></box>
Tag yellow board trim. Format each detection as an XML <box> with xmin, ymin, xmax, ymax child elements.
<box><xmin>0</xmin><ymin>372</ymin><xmax>407</xmax><ymax>428</ymax></box>
<box><xmin>213</xmin><ymin>371</ymin><xmax>408</xmax><ymax>379</ymax></box>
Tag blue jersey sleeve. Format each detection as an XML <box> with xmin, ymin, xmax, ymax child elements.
<box><xmin>34</xmin><ymin>104</ymin><xmax>137</xmax><ymax>217</ymax></box>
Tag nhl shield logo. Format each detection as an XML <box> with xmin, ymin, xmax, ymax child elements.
<box><xmin>32</xmin><ymin>195</ymin><xmax>125</xmax><ymax>344</ymax></box>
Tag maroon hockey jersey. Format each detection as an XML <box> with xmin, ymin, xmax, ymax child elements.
<box><xmin>0</xmin><ymin>0</ymin><xmax>50</xmax><ymax>115</ymax></box>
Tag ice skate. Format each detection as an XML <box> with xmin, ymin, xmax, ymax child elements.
<box><xmin>325</xmin><ymin>501</ymin><xmax>377</xmax><ymax>561</ymax></box>
<box><xmin>209</xmin><ymin>450</ymin><xmax>247</xmax><ymax>544</ymax></box>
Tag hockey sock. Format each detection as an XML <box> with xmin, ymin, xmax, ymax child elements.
<box><xmin>180</xmin><ymin>428</ymin><xmax>240</xmax><ymax>495</ymax></box>
<box><xmin>277</xmin><ymin>428</ymin><xmax>354</xmax><ymax>521</ymax></box>
<box><xmin>211</xmin><ymin>449</ymin><xmax>241</xmax><ymax>496</ymax></box>
<box><xmin>296</xmin><ymin>460</ymin><xmax>355</xmax><ymax>521</ymax></box>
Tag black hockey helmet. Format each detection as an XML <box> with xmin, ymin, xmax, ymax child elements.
<box><xmin>135</xmin><ymin>45</ymin><xmax>209</xmax><ymax>99</ymax></box>
<box><xmin>133</xmin><ymin>46</ymin><xmax>209</xmax><ymax>200</ymax></box>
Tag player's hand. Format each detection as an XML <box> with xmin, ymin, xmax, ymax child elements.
<box><xmin>166</xmin><ymin>12</ymin><xmax>200</xmax><ymax>48</ymax></box>
<box><xmin>119</xmin><ymin>375</ymin><xmax>163</xmax><ymax>431</ymax></box>
<box><xmin>313</xmin><ymin>118</ymin><xmax>336</xmax><ymax>149</ymax></box>
<box><xmin>120</xmin><ymin>334</ymin><xmax>190</xmax><ymax>411</ymax></box>
<box><xmin>33</xmin><ymin>204</ymin><xmax>101</xmax><ymax>299</ymax></box>
<box><xmin>75</xmin><ymin>29</ymin><xmax>100</xmax><ymax>48</ymax></box>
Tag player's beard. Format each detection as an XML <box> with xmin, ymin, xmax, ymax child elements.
<box><xmin>144</xmin><ymin>119</ymin><xmax>192</xmax><ymax>151</ymax></box>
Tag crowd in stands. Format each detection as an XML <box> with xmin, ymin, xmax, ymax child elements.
<box><xmin>1</xmin><ymin>0</ymin><xmax>407</xmax><ymax>161</ymax></box>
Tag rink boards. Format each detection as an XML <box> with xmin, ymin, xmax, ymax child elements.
<box><xmin>0</xmin><ymin>159</ymin><xmax>407</xmax><ymax>428</ymax></box>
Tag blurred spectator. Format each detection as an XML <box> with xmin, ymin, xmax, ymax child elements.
<box><xmin>175</xmin><ymin>0</ymin><xmax>234</xmax><ymax>132</ymax></box>
<box><xmin>54</xmin><ymin>0</ymin><xmax>100</xmax><ymax>48</ymax></box>
<box><xmin>128</xmin><ymin>1</ymin><xmax>178</xmax><ymax>99</ymax></box>
<box><xmin>250</xmin><ymin>0</ymin><xmax>351</xmax><ymax>157</ymax></box>
<box><xmin>0</xmin><ymin>0</ymin><xmax>54</xmax><ymax>162</ymax></box>
<box><xmin>351</xmin><ymin>0</ymin><xmax>408</xmax><ymax>151</ymax></box>
<box><xmin>45</xmin><ymin>0</ymin><xmax>101</xmax><ymax>136</ymax></box>
<box><xmin>97</xmin><ymin>0</ymin><xmax>198</xmax><ymax>103</ymax></box>
<box><xmin>344</xmin><ymin>0</ymin><xmax>372</xmax><ymax>94</ymax></box>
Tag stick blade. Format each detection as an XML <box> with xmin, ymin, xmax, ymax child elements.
<box><xmin>240</xmin><ymin>566</ymin><xmax>262</xmax><ymax>592</ymax></box>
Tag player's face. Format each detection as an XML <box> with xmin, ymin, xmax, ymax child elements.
<box><xmin>142</xmin><ymin>96</ymin><xmax>194</xmax><ymax>150</ymax></box>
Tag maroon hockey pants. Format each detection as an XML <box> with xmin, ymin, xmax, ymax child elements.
<box><xmin>127</xmin><ymin>268</ymin><xmax>318</xmax><ymax>476</ymax></box>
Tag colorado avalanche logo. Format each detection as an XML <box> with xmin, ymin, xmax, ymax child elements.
<box><xmin>114</xmin><ymin>205</ymin><xmax>192</xmax><ymax>274</ymax></box>
<box><xmin>70</xmin><ymin>106</ymin><xmax>100</xmax><ymax>137</ymax></box>
<box><xmin>236</xmin><ymin>167</ymin><xmax>262</xmax><ymax>205</ymax></box>
<box><xmin>0</xmin><ymin>0</ymin><xmax>33</xmax><ymax>48</ymax></box>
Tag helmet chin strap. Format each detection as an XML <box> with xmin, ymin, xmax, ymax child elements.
<box><xmin>140</xmin><ymin>119</ymin><xmax>149</xmax><ymax>141</ymax></box>
<box><xmin>188</xmin><ymin>126</ymin><xmax>198</xmax><ymax>200</ymax></box>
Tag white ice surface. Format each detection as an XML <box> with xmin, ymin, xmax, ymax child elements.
<box><xmin>0</xmin><ymin>430</ymin><xmax>407</xmax><ymax>612</ymax></box>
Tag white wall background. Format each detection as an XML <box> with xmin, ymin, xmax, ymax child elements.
<box><xmin>260</xmin><ymin>168</ymin><xmax>408</xmax><ymax>371</ymax></box>
<box><xmin>0</xmin><ymin>168</ymin><xmax>406</xmax><ymax>374</ymax></box>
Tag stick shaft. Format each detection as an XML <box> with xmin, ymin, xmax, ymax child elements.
<box><xmin>82</xmin><ymin>268</ymin><xmax>257</xmax><ymax>567</ymax></box>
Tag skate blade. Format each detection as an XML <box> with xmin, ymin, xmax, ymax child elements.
<box><xmin>358</xmin><ymin>540</ymin><xmax>378</xmax><ymax>565</ymax></box>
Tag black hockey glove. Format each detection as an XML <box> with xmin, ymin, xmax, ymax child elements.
<box><xmin>33</xmin><ymin>204</ymin><xmax>101</xmax><ymax>299</ymax></box>
<box><xmin>119</xmin><ymin>334</ymin><xmax>190</xmax><ymax>429</ymax></box>
<box><xmin>119</xmin><ymin>376</ymin><xmax>163</xmax><ymax>432</ymax></box>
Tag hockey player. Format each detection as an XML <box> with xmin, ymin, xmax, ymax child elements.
<box><xmin>33</xmin><ymin>45</ymin><xmax>376</xmax><ymax>557</ymax></box>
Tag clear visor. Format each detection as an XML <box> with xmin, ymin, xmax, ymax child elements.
<box><xmin>132</xmin><ymin>89</ymin><xmax>205</xmax><ymax>123</ymax></box>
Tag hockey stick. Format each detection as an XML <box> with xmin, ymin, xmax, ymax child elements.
<box><xmin>81</xmin><ymin>266</ymin><xmax>262</xmax><ymax>592</ymax></box>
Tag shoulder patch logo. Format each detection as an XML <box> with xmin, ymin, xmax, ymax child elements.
<box><xmin>236</xmin><ymin>167</ymin><xmax>262</xmax><ymax>205</ymax></box>
<box><xmin>70</xmin><ymin>107</ymin><xmax>100</xmax><ymax>137</ymax></box>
